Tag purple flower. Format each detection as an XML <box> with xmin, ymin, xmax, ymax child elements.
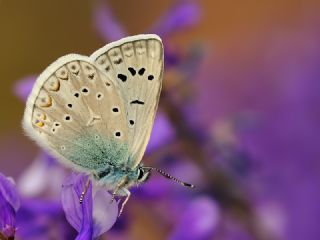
<box><xmin>12</xmin><ymin>2</ymin><xmax>206</xmax><ymax>239</ymax></box>
<box><xmin>146</xmin><ymin>112</ymin><xmax>176</xmax><ymax>154</ymax></box>
<box><xmin>92</xmin><ymin>0</ymin><xmax>202</xmax><ymax>71</ymax></box>
<box><xmin>0</xmin><ymin>173</ymin><xmax>20</xmax><ymax>239</ymax></box>
<box><xmin>13</xmin><ymin>75</ymin><xmax>37</xmax><ymax>102</ymax></box>
<box><xmin>93</xmin><ymin>0</ymin><xmax>201</xmax><ymax>42</ymax></box>
<box><xmin>169</xmin><ymin>197</ymin><xmax>219</xmax><ymax>240</ymax></box>
<box><xmin>93</xmin><ymin>1</ymin><xmax>126</xmax><ymax>42</ymax></box>
<box><xmin>16</xmin><ymin>198</ymin><xmax>76</xmax><ymax>240</ymax></box>
<box><xmin>150</xmin><ymin>0</ymin><xmax>201</xmax><ymax>38</ymax></box>
<box><xmin>61</xmin><ymin>173</ymin><xmax>118</xmax><ymax>239</ymax></box>
<box><xmin>17</xmin><ymin>152</ymin><xmax>68</xmax><ymax>198</ymax></box>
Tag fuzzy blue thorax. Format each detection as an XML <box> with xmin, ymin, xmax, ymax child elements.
<box><xmin>95</xmin><ymin>164</ymin><xmax>141</xmax><ymax>190</ymax></box>
<box><xmin>60</xmin><ymin>132</ymin><xmax>144</xmax><ymax>190</ymax></box>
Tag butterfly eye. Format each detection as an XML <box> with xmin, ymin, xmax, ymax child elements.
<box><xmin>138</xmin><ymin>168</ymin><xmax>144</xmax><ymax>180</ymax></box>
<box><xmin>137</xmin><ymin>168</ymin><xmax>151</xmax><ymax>183</ymax></box>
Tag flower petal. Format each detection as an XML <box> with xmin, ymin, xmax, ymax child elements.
<box><xmin>13</xmin><ymin>75</ymin><xmax>37</xmax><ymax>102</ymax></box>
<box><xmin>18</xmin><ymin>152</ymin><xmax>67</xmax><ymax>198</ymax></box>
<box><xmin>0</xmin><ymin>191</ymin><xmax>16</xmax><ymax>238</ymax></box>
<box><xmin>61</xmin><ymin>173</ymin><xmax>88</xmax><ymax>234</ymax></box>
<box><xmin>150</xmin><ymin>0</ymin><xmax>201</xmax><ymax>38</ymax></box>
<box><xmin>146</xmin><ymin>112</ymin><xmax>176</xmax><ymax>153</ymax></box>
<box><xmin>92</xmin><ymin>189</ymin><xmax>118</xmax><ymax>237</ymax></box>
<box><xmin>16</xmin><ymin>198</ymin><xmax>76</xmax><ymax>240</ymax></box>
<box><xmin>61</xmin><ymin>173</ymin><xmax>118</xmax><ymax>239</ymax></box>
<box><xmin>93</xmin><ymin>1</ymin><xmax>127</xmax><ymax>42</ymax></box>
<box><xmin>0</xmin><ymin>173</ymin><xmax>20</xmax><ymax>211</ymax></box>
<box><xmin>169</xmin><ymin>197</ymin><xmax>219</xmax><ymax>240</ymax></box>
<box><xmin>74</xmin><ymin>175</ymin><xmax>94</xmax><ymax>239</ymax></box>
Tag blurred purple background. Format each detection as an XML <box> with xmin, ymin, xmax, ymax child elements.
<box><xmin>0</xmin><ymin>0</ymin><xmax>320</xmax><ymax>239</ymax></box>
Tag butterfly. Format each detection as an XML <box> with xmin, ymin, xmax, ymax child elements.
<box><xmin>23</xmin><ymin>34</ymin><xmax>194</xmax><ymax>215</ymax></box>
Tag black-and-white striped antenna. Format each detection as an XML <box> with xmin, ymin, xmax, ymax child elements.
<box><xmin>144</xmin><ymin>167</ymin><xmax>195</xmax><ymax>188</ymax></box>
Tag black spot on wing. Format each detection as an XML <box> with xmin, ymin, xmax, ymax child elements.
<box><xmin>117</xmin><ymin>74</ymin><xmax>127</xmax><ymax>82</ymax></box>
<box><xmin>128</xmin><ymin>67</ymin><xmax>136</xmax><ymax>76</ymax></box>
<box><xmin>130</xmin><ymin>100</ymin><xmax>144</xmax><ymax>105</ymax></box>
<box><xmin>138</xmin><ymin>68</ymin><xmax>145</xmax><ymax>76</ymax></box>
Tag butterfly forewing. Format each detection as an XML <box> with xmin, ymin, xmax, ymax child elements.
<box><xmin>91</xmin><ymin>34</ymin><xmax>164</xmax><ymax>168</ymax></box>
<box><xmin>23</xmin><ymin>55</ymin><xmax>130</xmax><ymax>173</ymax></box>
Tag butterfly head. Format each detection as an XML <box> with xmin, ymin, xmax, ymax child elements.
<box><xmin>137</xmin><ymin>166</ymin><xmax>195</xmax><ymax>188</ymax></box>
<box><xmin>136</xmin><ymin>166</ymin><xmax>152</xmax><ymax>183</ymax></box>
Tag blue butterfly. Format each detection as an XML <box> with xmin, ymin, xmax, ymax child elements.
<box><xmin>23</xmin><ymin>34</ymin><xmax>194</xmax><ymax>216</ymax></box>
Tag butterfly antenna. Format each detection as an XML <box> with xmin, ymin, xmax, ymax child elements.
<box><xmin>146</xmin><ymin>167</ymin><xmax>195</xmax><ymax>188</ymax></box>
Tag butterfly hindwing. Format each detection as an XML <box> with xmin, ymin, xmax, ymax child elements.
<box><xmin>23</xmin><ymin>55</ymin><xmax>130</xmax><ymax>174</ymax></box>
<box><xmin>91</xmin><ymin>34</ymin><xmax>164</xmax><ymax>168</ymax></box>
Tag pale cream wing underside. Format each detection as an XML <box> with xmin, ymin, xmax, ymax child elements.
<box><xmin>91</xmin><ymin>34</ymin><xmax>164</xmax><ymax>168</ymax></box>
<box><xmin>23</xmin><ymin>55</ymin><xmax>129</xmax><ymax>173</ymax></box>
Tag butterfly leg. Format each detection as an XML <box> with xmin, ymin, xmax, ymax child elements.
<box><xmin>118</xmin><ymin>188</ymin><xmax>131</xmax><ymax>217</ymax></box>
<box><xmin>110</xmin><ymin>176</ymin><xmax>128</xmax><ymax>203</ymax></box>
<box><xmin>79</xmin><ymin>178</ymin><xmax>91</xmax><ymax>204</ymax></box>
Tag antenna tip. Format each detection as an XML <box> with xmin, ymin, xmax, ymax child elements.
<box><xmin>184</xmin><ymin>183</ymin><xmax>195</xmax><ymax>188</ymax></box>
